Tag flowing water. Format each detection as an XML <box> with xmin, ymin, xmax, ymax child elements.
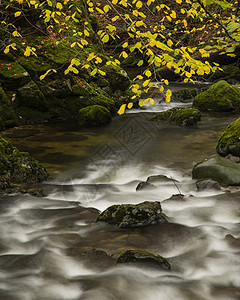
<box><xmin>0</xmin><ymin>90</ymin><xmax>240</xmax><ymax>299</ymax></box>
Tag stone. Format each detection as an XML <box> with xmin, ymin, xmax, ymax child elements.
<box><xmin>136</xmin><ymin>181</ymin><xmax>152</xmax><ymax>191</ymax></box>
<box><xmin>216</xmin><ymin>117</ymin><xmax>240</xmax><ymax>158</ymax></box>
<box><xmin>97</xmin><ymin>201</ymin><xmax>166</xmax><ymax>228</ymax></box>
<box><xmin>149</xmin><ymin>107</ymin><xmax>201</xmax><ymax>126</ymax></box>
<box><xmin>192</xmin><ymin>155</ymin><xmax>240</xmax><ymax>186</ymax></box>
<box><xmin>192</xmin><ymin>80</ymin><xmax>240</xmax><ymax>111</ymax></box>
<box><xmin>147</xmin><ymin>174</ymin><xmax>179</xmax><ymax>184</ymax></box>
<box><xmin>78</xmin><ymin>105</ymin><xmax>112</xmax><ymax>126</ymax></box>
<box><xmin>196</xmin><ymin>179</ymin><xmax>221</xmax><ymax>191</ymax></box>
<box><xmin>116</xmin><ymin>249</ymin><xmax>170</xmax><ymax>270</ymax></box>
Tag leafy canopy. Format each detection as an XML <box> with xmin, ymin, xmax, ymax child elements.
<box><xmin>1</xmin><ymin>0</ymin><xmax>239</xmax><ymax>114</ymax></box>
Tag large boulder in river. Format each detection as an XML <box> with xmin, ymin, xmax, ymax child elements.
<box><xmin>97</xmin><ymin>201</ymin><xmax>166</xmax><ymax>228</ymax></box>
<box><xmin>192</xmin><ymin>155</ymin><xmax>240</xmax><ymax>186</ymax></box>
<box><xmin>116</xmin><ymin>249</ymin><xmax>170</xmax><ymax>270</ymax></box>
<box><xmin>216</xmin><ymin>117</ymin><xmax>240</xmax><ymax>158</ymax></box>
<box><xmin>149</xmin><ymin>107</ymin><xmax>201</xmax><ymax>126</ymax></box>
<box><xmin>0</xmin><ymin>136</ymin><xmax>50</xmax><ymax>190</ymax></box>
<box><xmin>78</xmin><ymin>105</ymin><xmax>112</xmax><ymax>127</ymax></box>
<box><xmin>192</xmin><ymin>80</ymin><xmax>240</xmax><ymax>111</ymax></box>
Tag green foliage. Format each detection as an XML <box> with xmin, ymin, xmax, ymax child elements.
<box><xmin>0</xmin><ymin>0</ymin><xmax>239</xmax><ymax>115</ymax></box>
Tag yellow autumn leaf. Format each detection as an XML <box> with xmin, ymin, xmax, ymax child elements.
<box><xmin>122</xmin><ymin>42</ymin><xmax>128</xmax><ymax>48</ymax></box>
<box><xmin>176</xmin><ymin>0</ymin><xmax>182</xmax><ymax>3</ymax></box>
<box><xmin>84</xmin><ymin>29</ymin><xmax>90</xmax><ymax>36</ymax></box>
<box><xmin>56</xmin><ymin>2</ymin><xmax>63</xmax><ymax>9</ymax></box>
<box><xmin>136</xmin><ymin>1</ymin><xmax>142</xmax><ymax>8</ymax></box>
<box><xmin>14</xmin><ymin>11</ymin><xmax>22</xmax><ymax>17</ymax></box>
<box><xmin>145</xmin><ymin>70</ymin><xmax>151</xmax><ymax>77</ymax></box>
<box><xmin>118</xmin><ymin>104</ymin><xmax>126</xmax><ymax>115</ymax></box>
<box><xmin>98</xmin><ymin>69</ymin><xmax>106</xmax><ymax>75</ymax></box>
<box><xmin>166</xmin><ymin>89</ymin><xmax>172</xmax><ymax>103</ymax></box>
<box><xmin>127</xmin><ymin>102</ymin><xmax>133</xmax><ymax>109</ymax></box>
<box><xmin>139</xmin><ymin>100</ymin><xmax>144</xmax><ymax>107</ymax></box>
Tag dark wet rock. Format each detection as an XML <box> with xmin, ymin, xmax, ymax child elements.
<box><xmin>216</xmin><ymin>117</ymin><xmax>240</xmax><ymax>158</ymax></box>
<box><xmin>116</xmin><ymin>249</ymin><xmax>170</xmax><ymax>270</ymax></box>
<box><xmin>149</xmin><ymin>107</ymin><xmax>201</xmax><ymax>126</ymax></box>
<box><xmin>78</xmin><ymin>105</ymin><xmax>112</xmax><ymax>127</ymax></box>
<box><xmin>136</xmin><ymin>181</ymin><xmax>153</xmax><ymax>191</ymax></box>
<box><xmin>192</xmin><ymin>155</ymin><xmax>240</xmax><ymax>186</ymax></box>
<box><xmin>225</xmin><ymin>154</ymin><xmax>240</xmax><ymax>163</ymax></box>
<box><xmin>0</xmin><ymin>83</ymin><xmax>18</xmax><ymax>131</ymax></box>
<box><xmin>208</xmin><ymin>62</ymin><xmax>240</xmax><ymax>84</ymax></box>
<box><xmin>97</xmin><ymin>201</ymin><xmax>166</xmax><ymax>228</ymax></box>
<box><xmin>164</xmin><ymin>194</ymin><xmax>185</xmax><ymax>201</ymax></box>
<box><xmin>196</xmin><ymin>179</ymin><xmax>221</xmax><ymax>191</ymax></box>
<box><xmin>171</xmin><ymin>88</ymin><xmax>199</xmax><ymax>103</ymax></box>
<box><xmin>67</xmin><ymin>246</ymin><xmax>115</xmax><ymax>270</ymax></box>
<box><xmin>0</xmin><ymin>136</ymin><xmax>50</xmax><ymax>191</ymax></box>
<box><xmin>225</xmin><ymin>234</ymin><xmax>240</xmax><ymax>247</ymax></box>
<box><xmin>192</xmin><ymin>80</ymin><xmax>240</xmax><ymax>112</ymax></box>
<box><xmin>147</xmin><ymin>174</ymin><xmax>179</xmax><ymax>184</ymax></box>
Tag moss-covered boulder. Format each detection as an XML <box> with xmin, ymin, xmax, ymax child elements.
<box><xmin>97</xmin><ymin>201</ymin><xmax>166</xmax><ymax>228</ymax></box>
<box><xmin>192</xmin><ymin>80</ymin><xmax>240</xmax><ymax>111</ymax></box>
<box><xmin>116</xmin><ymin>249</ymin><xmax>170</xmax><ymax>270</ymax></box>
<box><xmin>0</xmin><ymin>84</ymin><xmax>18</xmax><ymax>130</ymax></box>
<box><xmin>78</xmin><ymin>105</ymin><xmax>111</xmax><ymax>126</ymax></box>
<box><xmin>78</xmin><ymin>94</ymin><xmax>116</xmax><ymax>114</ymax></box>
<box><xmin>0</xmin><ymin>136</ymin><xmax>50</xmax><ymax>190</ymax></box>
<box><xmin>149</xmin><ymin>107</ymin><xmax>201</xmax><ymax>126</ymax></box>
<box><xmin>16</xmin><ymin>80</ymin><xmax>49</xmax><ymax>111</ymax></box>
<box><xmin>0</xmin><ymin>60</ymin><xmax>30</xmax><ymax>90</ymax></box>
<box><xmin>216</xmin><ymin>117</ymin><xmax>240</xmax><ymax>157</ymax></box>
<box><xmin>102</xmin><ymin>64</ymin><xmax>131</xmax><ymax>93</ymax></box>
<box><xmin>192</xmin><ymin>155</ymin><xmax>240</xmax><ymax>186</ymax></box>
<box><xmin>171</xmin><ymin>88</ymin><xmax>200</xmax><ymax>102</ymax></box>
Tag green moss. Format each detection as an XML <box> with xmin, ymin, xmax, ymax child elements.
<box><xmin>18</xmin><ymin>56</ymin><xmax>52</xmax><ymax>76</ymax></box>
<box><xmin>72</xmin><ymin>78</ymin><xmax>97</xmax><ymax>97</ymax></box>
<box><xmin>97</xmin><ymin>201</ymin><xmax>163</xmax><ymax>228</ymax></box>
<box><xmin>77</xmin><ymin>94</ymin><xmax>116</xmax><ymax>114</ymax></box>
<box><xmin>0</xmin><ymin>84</ymin><xmax>18</xmax><ymax>130</ymax></box>
<box><xmin>43</xmin><ymin>42</ymin><xmax>77</xmax><ymax>65</ymax></box>
<box><xmin>216</xmin><ymin>117</ymin><xmax>240</xmax><ymax>157</ymax></box>
<box><xmin>78</xmin><ymin>105</ymin><xmax>112</xmax><ymax>126</ymax></box>
<box><xmin>0</xmin><ymin>60</ymin><xmax>30</xmax><ymax>89</ymax></box>
<box><xmin>116</xmin><ymin>249</ymin><xmax>170</xmax><ymax>269</ymax></box>
<box><xmin>171</xmin><ymin>88</ymin><xmax>199</xmax><ymax>102</ymax></box>
<box><xmin>16</xmin><ymin>80</ymin><xmax>49</xmax><ymax>112</ymax></box>
<box><xmin>149</xmin><ymin>107</ymin><xmax>201</xmax><ymax>126</ymax></box>
<box><xmin>192</xmin><ymin>80</ymin><xmax>240</xmax><ymax>111</ymax></box>
<box><xmin>0</xmin><ymin>136</ymin><xmax>50</xmax><ymax>187</ymax></box>
<box><xmin>101</xmin><ymin>64</ymin><xmax>131</xmax><ymax>92</ymax></box>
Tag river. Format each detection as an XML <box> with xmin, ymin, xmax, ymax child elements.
<box><xmin>0</xmin><ymin>88</ymin><xmax>240</xmax><ymax>299</ymax></box>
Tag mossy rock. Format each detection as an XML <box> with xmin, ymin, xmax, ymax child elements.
<box><xmin>192</xmin><ymin>155</ymin><xmax>240</xmax><ymax>186</ymax></box>
<box><xmin>97</xmin><ymin>201</ymin><xmax>166</xmax><ymax>228</ymax></box>
<box><xmin>0</xmin><ymin>136</ymin><xmax>50</xmax><ymax>186</ymax></box>
<box><xmin>16</xmin><ymin>80</ymin><xmax>49</xmax><ymax>112</ymax></box>
<box><xmin>43</xmin><ymin>42</ymin><xmax>76</xmax><ymax>65</ymax></box>
<box><xmin>18</xmin><ymin>56</ymin><xmax>52</xmax><ymax>77</ymax></box>
<box><xmin>192</xmin><ymin>80</ymin><xmax>240</xmax><ymax>111</ymax></box>
<box><xmin>149</xmin><ymin>107</ymin><xmax>201</xmax><ymax>126</ymax></box>
<box><xmin>78</xmin><ymin>94</ymin><xmax>116</xmax><ymax>114</ymax></box>
<box><xmin>216</xmin><ymin>117</ymin><xmax>240</xmax><ymax>157</ymax></box>
<box><xmin>39</xmin><ymin>78</ymin><xmax>73</xmax><ymax>98</ymax></box>
<box><xmin>208</xmin><ymin>63</ymin><xmax>240</xmax><ymax>84</ymax></box>
<box><xmin>78</xmin><ymin>105</ymin><xmax>111</xmax><ymax>126</ymax></box>
<box><xmin>0</xmin><ymin>60</ymin><xmax>30</xmax><ymax>89</ymax></box>
<box><xmin>72</xmin><ymin>78</ymin><xmax>97</xmax><ymax>97</ymax></box>
<box><xmin>156</xmin><ymin>66</ymin><xmax>180</xmax><ymax>81</ymax></box>
<box><xmin>171</xmin><ymin>88</ymin><xmax>199</xmax><ymax>102</ymax></box>
<box><xmin>116</xmin><ymin>249</ymin><xmax>170</xmax><ymax>270</ymax></box>
<box><xmin>101</xmin><ymin>64</ymin><xmax>131</xmax><ymax>92</ymax></box>
<box><xmin>0</xmin><ymin>84</ymin><xmax>18</xmax><ymax>130</ymax></box>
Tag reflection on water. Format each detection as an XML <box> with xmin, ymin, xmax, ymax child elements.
<box><xmin>0</xmin><ymin>97</ymin><xmax>240</xmax><ymax>299</ymax></box>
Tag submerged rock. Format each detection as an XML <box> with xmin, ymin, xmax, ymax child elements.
<box><xmin>147</xmin><ymin>174</ymin><xmax>178</xmax><ymax>184</ymax></box>
<box><xmin>192</xmin><ymin>80</ymin><xmax>240</xmax><ymax>111</ymax></box>
<box><xmin>216</xmin><ymin>117</ymin><xmax>240</xmax><ymax>158</ymax></box>
<box><xmin>149</xmin><ymin>107</ymin><xmax>201</xmax><ymax>126</ymax></box>
<box><xmin>171</xmin><ymin>88</ymin><xmax>199</xmax><ymax>102</ymax></box>
<box><xmin>0</xmin><ymin>136</ymin><xmax>50</xmax><ymax>191</ymax></box>
<box><xmin>136</xmin><ymin>181</ymin><xmax>152</xmax><ymax>191</ymax></box>
<box><xmin>196</xmin><ymin>179</ymin><xmax>221</xmax><ymax>191</ymax></box>
<box><xmin>192</xmin><ymin>155</ymin><xmax>240</xmax><ymax>186</ymax></box>
<box><xmin>78</xmin><ymin>105</ymin><xmax>112</xmax><ymax>127</ymax></box>
<box><xmin>97</xmin><ymin>201</ymin><xmax>166</xmax><ymax>228</ymax></box>
<box><xmin>116</xmin><ymin>249</ymin><xmax>170</xmax><ymax>270</ymax></box>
